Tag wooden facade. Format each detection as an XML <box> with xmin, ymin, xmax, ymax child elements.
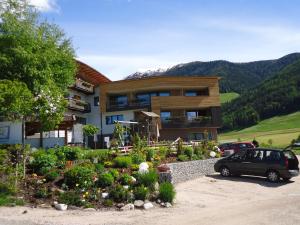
<box><xmin>100</xmin><ymin>76</ymin><xmax>222</xmax><ymax>141</ymax></box>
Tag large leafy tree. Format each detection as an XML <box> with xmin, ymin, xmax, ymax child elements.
<box><xmin>0</xmin><ymin>0</ymin><xmax>77</xmax><ymax>131</ymax></box>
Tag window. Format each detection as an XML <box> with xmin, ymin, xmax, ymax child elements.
<box><xmin>186</xmin><ymin>111</ymin><xmax>197</xmax><ymax>120</ymax></box>
<box><xmin>106</xmin><ymin>115</ymin><xmax>124</xmax><ymax>125</ymax></box>
<box><xmin>245</xmin><ymin>150</ymin><xmax>264</xmax><ymax>162</ymax></box>
<box><xmin>230</xmin><ymin>150</ymin><xmax>246</xmax><ymax>160</ymax></box>
<box><xmin>189</xmin><ymin>133</ymin><xmax>204</xmax><ymax>140</ymax></box>
<box><xmin>109</xmin><ymin>95</ymin><xmax>128</xmax><ymax>107</ymax></box>
<box><xmin>185</xmin><ymin>91</ymin><xmax>197</xmax><ymax>96</ymax></box>
<box><xmin>265</xmin><ymin>150</ymin><xmax>281</xmax><ymax>162</ymax></box>
<box><xmin>160</xmin><ymin>111</ymin><xmax>171</xmax><ymax>122</ymax></box>
<box><xmin>136</xmin><ymin>93</ymin><xmax>151</xmax><ymax>105</ymax></box>
<box><xmin>158</xmin><ymin>91</ymin><xmax>170</xmax><ymax>96</ymax></box>
<box><xmin>94</xmin><ymin>96</ymin><xmax>99</xmax><ymax>106</ymax></box>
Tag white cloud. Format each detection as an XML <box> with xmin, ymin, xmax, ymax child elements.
<box><xmin>28</xmin><ymin>0</ymin><xmax>58</xmax><ymax>12</ymax></box>
<box><xmin>77</xmin><ymin>54</ymin><xmax>181</xmax><ymax>81</ymax></box>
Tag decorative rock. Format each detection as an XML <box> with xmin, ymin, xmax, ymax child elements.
<box><xmin>154</xmin><ymin>182</ymin><xmax>159</xmax><ymax>191</ymax></box>
<box><xmin>157</xmin><ymin>199</ymin><xmax>161</xmax><ymax>204</ymax></box>
<box><xmin>102</xmin><ymin>192</ymin><xmax>109</xmax><ymax>199</ymax></box>
<box><xmin>210</xmin><ymin>151</ymin><xmax>216</xmax><ymax>158</ymax></box>
<box><xmin>123</xmin><ymin>185</ymin><xmax>129</xmax><ymax>190</ymax></box>
<box><xmin>131</xmin><ymin>176</ymin><xmax>137</xmax><ymax>183</ymax></box>
<box><xmin>134</xmin><ymin>200</ymin><xmax>144</xmax><ymax>208</ymax></box>
<box><xmin>143</xmin><ymin>202</ymin><xmax>154</xmax><ymax>210</ymax></box>
<box><xmin>116</xmin><ymin>203</ymin><xmax>125</xmax><ymax>208</ymax></box>
<box><xmin>120</xmin><ymin>203</ymin><xmax>135</xmax><ymax>211</ymax></box>
<box><xmin>139</xmin><ymin>162</ymin><xmax>149</xmax><ymax>174</ymax></box>
<box><xmin>84</xmin><ymin>208</ymin><xmax>96</xmax><ymax>211</ymax></box>
<box><xmin>54</xmin><ymin>203</ymin><xmax>68</xmax><ymax>211</ymax></box>
<box><xmin>165</xmin><ymin>202</ymin><xmax>172</xmax><ymax>208</ymax></box>
<box><xmin>160</xmin><ymin>202</ymin><xmax>165</xmax><ymax>207</ymax></box>
<box><xmin>38</xmin><ymin>204</ymin><xmax>51</xmax><ymax>209</ymax></box>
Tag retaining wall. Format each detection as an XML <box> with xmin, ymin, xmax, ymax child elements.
<box><xmin>166</xmin><ymin>158</ymin><xmax>220</xmax><ymax>184</ymax></box>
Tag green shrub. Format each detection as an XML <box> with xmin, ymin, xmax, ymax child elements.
<box><xmin>103</xmin><ymin>199</ymin><xmax>113</xmax><ymax>207</ymax></box>
<box><xmin>133</xmin><ymin>185</ymin><xmax>149</xmax><ymax>200</ymax></box>
<box><xmin>114</xmin><ymin>156</ymin><xmax>132</xmax><ymax>168</ymax></box>
<box><xmin>104</xmin><ymin>161</ymin><xmax>113</xmax><ymax>168</ymax></box>
<box><xmin>0</xmin><ymin>184</ymin><xmax>14</xmax><ymax>196</ymax></box>
<box><xmin>34</xmin><ymin>187</ymin><xmax>49</xmax><ymax>198</ymax></box>
<box><xmin>0</xmin><ymin>194</ymin><xmax>24</xmax><ymax>206</ymax></box>
<box><xmin>64</xmin><ymin>165</ymin><xmax>95</xmax><ymax>189</ymax></box>
<box><xmin>58</xmin><ymin>191</ymin><xmax>83</xmax><ymax>206</ymax></box>
<box><xmin>98</xmin><ymin>173</ymin><xmax>114</xmax><ymax>188</ymax></box>
<box><xmin>95</xmin><ymin>163</ymin><xmax>105</xmax><ymax>174</ymax></box>
<box><xmin>131</xmin><ymin>152</ymin><xmax>146</xmax><ymax>164</ymax></box>
<box><xmin>131</xmin><ymin>164</ymin><xmax>139</xmax><ymax>171</ymax></box>
<box><xmin>146</xmin><ymin>148</ymin><xmax>155</xmax><ymax>161</ymax></box>
<box><xmin>158</xmin><ymin>146</ymin><xmax>168</xmax><ymax>160</ymax></box>
<box><xmin>178</xmin><ymin>154</ymin><xmax>189</xmax><ymax>161</ymax></box>
<box><xmin>137</xmin><ymin>170</ymin><xmax>158</xmax><ymax>188</ymax></box>
<box><xmin>119</xmin><ymin>173</ymin><xmax>132</xmax><ymax>185</ymax></box>
<box><xmin>31</xmin><ymin>152</ymin><xmax>57</xmax><ymax>175</ymax></box>
<box><xmin>83</xmin><ymin>150</ymin><xmax>109</xmax><ymax>162</ymax></box>
<box><xmin>108</xmin><ymin>168</ymin><xmax>119</xmax><ymax>179</ymax></box>
<box><xmin>159</xmin><ymin>182</ymin><xmax>176</xmax><ymax>203</ymax></box>
<box><xmin>45</xmin><ymin>170</ymin><xmax>60</xmax><ymax>182</ymax></box>
<box><xmin>109</xmin><ymin>185</ymin><xmax>129</xmax><ymax>203</ymax></box>
<box><xmin>183</xmin><ymin>146</ymin><xmax>193</xmax><ymax>159</ymax></box>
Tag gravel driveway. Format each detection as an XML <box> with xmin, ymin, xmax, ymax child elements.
<box><xmin>1</xmin><ymin>174</ymin><xmax>300</xmax><ymax>225</ymax></box>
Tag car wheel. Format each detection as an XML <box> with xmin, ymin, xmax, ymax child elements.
<box><xmin>220</xmin><ymin>166</ymin><xmax>231</xmax><ymax>177</ymax></box>
<box><xmin>267</xmin><ymin>170</ymin><xmax>279</xmax><ymax>182</ymax></box>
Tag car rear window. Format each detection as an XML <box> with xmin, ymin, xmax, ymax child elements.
<box><xmin>283</xmin><ymin>150</ymin><xmax>296</xmax><ymax>159</ymax></box>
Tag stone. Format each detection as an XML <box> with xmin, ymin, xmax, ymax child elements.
<box><xmin>154</xmin><ymin>182</ymin><xmax>159</xmax><ymax>191</ymax></box>
<box><xmin>102</xmin><ymin>192</ymin><xmax>109</xmax><ymax>199</ymax></box>
<box><xmin>116</xmin><ymin>203</ymin><xmax>125</xmax><ymax>208</ymax></box>
<box><xmin>157</xmin><ymin>199</ymin><xmax>161</xmax><ymax>204</ymax></box>
<box><xmin>84</xmin><ymin>208</ymin><xmax>96</xmax><ymax>211</ymax></box>
<box><xmin>134</xmin><ymin>200</ymin><xmax>144</xmax><ymax>208</ymax></box>
<box><xmin>123</xmin><ymin>185</ymin><xmax>129</xmax><ymax>189</ymax></box>
<box><xmin>38</xmin><ymin>204</ymin><xmax>51</xmax><ymax>209</ymax></box>
<box><xmin>120</xmin><ymin>203</ymin><xmax>135</xmax><ymax>211</ymax></box>
<box><xmin>22</xmin><ymin>210</ymin><xmax>28</xmax><ymax>214</ymax></box>
<box><xmin>165</xmin><ymin>202</ymin><xmax>172</xmax><ymax>208</ymax></box>
<box><xmin>131</xmin><ymin>176</ymin><xmax>137</xmax><ymax>183</ymax></box>
<box><xmin>143</xmin><ymin>202</ymin><xmax>154</xmax><ymax>210</ymax></box>
<box><xmin>139</xmin><ymin>162</ymin><xmax>149</xmax><ymax>174</ymax></box>
<box><xmin>160</xmin><ymin>202</ymin><xmax>165</xmax><ymax>207</ymax></box>
<box><xmin>54</xmin><ymin>203</ymin><xmax>68</xmax><ymax>211</ymax></box>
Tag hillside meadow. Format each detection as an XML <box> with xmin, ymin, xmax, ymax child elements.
<box><xmin>219</xmin><ymin>111</ymin><xmax>300</xmax><ymax>148</ymax></box>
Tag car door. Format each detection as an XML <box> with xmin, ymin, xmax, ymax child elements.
<box><xmin>241</xmin><ymin>149</ymin><xmax>265</xmax><ymax>175</ymax></box>
<box><xmin>226</xmin><ymin>150</ymin><xmax>247</xmax><ymax>174</ymax></box>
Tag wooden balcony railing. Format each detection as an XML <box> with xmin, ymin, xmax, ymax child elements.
<box><xmin>161</xmin><ymin>116</ymin><xmax>214</xmax><ymax>128</ymax></box>
<box><xmin>74</xmin><ymin>78</ymin><xmax>94</xmax><ymax>93</ymax></box>
<box><xmin>67</xmin><ymin>98</ymin><xmax>91</xmax><ymax>113</ymax></box>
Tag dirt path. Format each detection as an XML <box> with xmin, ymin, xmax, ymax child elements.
<box><xmin>1</xmin><ymin>174</ymin><xmax>300</xmax><ymax>225</ymax></box>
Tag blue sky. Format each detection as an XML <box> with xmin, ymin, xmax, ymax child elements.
<box><xmin>32</xmin><ymin>0</ymin><xmax>300</xmax><ymax>80</ymax></box>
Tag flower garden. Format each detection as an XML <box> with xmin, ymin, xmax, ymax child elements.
<box><xmin>0</xmin><ymin>136</ymin><xmax>220</xmax><ymax>210</ymax></box>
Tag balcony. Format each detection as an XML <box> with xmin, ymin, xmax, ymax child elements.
<box><xmin>107</xmin><ymin>99</ymin><xmax>150</xmax><ymax>112</ymax></box>
<box><xmin>73</xmin><ymin>78</ymin><xmax>94</xmax><ymax>94</ymax></box>
<box><xmin>67</xmin><ymin>98</ymin><xmax>91</xmax><ymax>113</ymax></box>
<box><xmin>161</xmin><ymin>116</ymin><xmax>215</xmax><ymax>128</ymax></box>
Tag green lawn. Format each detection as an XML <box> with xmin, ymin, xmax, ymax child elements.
<box><xmin>219</xmin><ymin>111</ymin><xmax>300</xmax><ymax>148</ymax></box>
<box><xmin>220</xmin><ymin>92</ymin><xmax>240</xmax><ymax>104</ymax></box>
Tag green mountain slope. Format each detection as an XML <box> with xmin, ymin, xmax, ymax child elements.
<box><xmin>222</xmin><ymin>59</ymin><xmax>300</xmax><ymax>130</ymax></box>
<box><xmin>127</xmin><ymin>53</ymin><xmax>300</xmax><ymax>93</ymax></box>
